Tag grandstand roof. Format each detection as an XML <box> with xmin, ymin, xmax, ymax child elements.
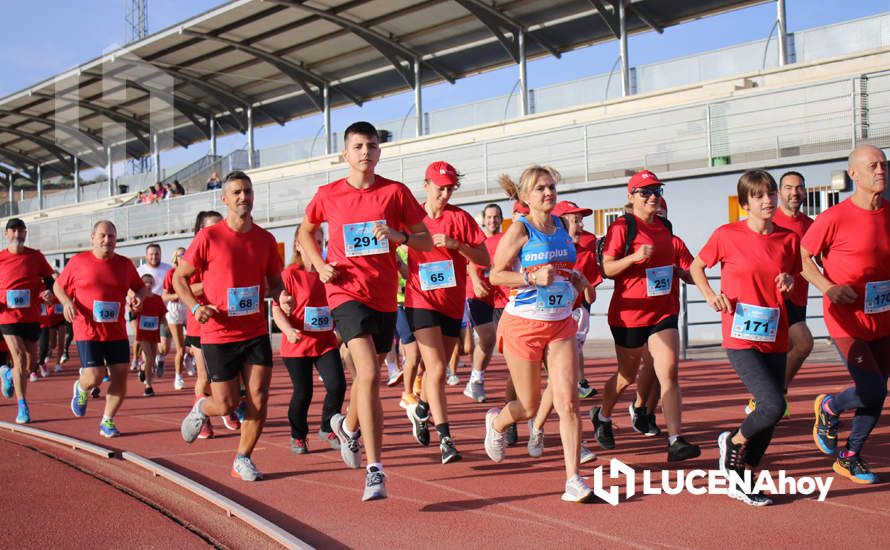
<box><xmin>0</xmin><ymin>0</ymin><xmax>766</xmax><ymax>178</ymax></box>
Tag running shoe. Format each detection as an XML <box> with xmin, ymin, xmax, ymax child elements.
<box><xmin>291</xmin><ymin>438</ymin><xmax>309</xmax><ymax>455</ymax></box>
<box><xmin>38</xmin><ymin>363</ymin><xmax>48</xmax><ymax>378</ymax></box>
<box><xmin>197</xmin><ymin>419</ymin><xmax>214</xmax><ymax>439</ymax></box>
<box><xmin>407</xmin><ymin>403</ymin><xmax>430</xmax><ymax>447</ymax></box>
<box><xmin>181</xmin><ymin>397</ymin><xmax>208</xmax><ymax>443</ymax></box>
<box><xmin>59</xmin><ymin>353</ymin><xmax>69</xmax><ymax>364</ymax></box>
<box><xmin>174</xmin><ymin>375</ymin><xmax>185</xmax><ymax>391</ymax></box>
<box><xmin>318</xmin><ymin>429</ymin><xmax>341</xmax><ymax>450</ymax></box>
<box><xmin>143</xmin><ymin>386</ymin><xmax>155</xmax><ymax>397</ymax></box>
<box><xmin>399</xmin><ymin>391</ymin><xmax>418</xmax><ymax>410</ymax></box>
<box><xmin>386</xmin><ymin>367</ymin><xmax>403</xmax><ymax>387</ymax></box>
<box><xmin>70</xmin><ymin>381</ymin><xmax>88</xmax><ymax>417</ymax></box>
<box><xmin>446</xmin><ymin>372</ymin><xmax>460</xmax><ymax>386</ymax></box>
<box><xmin>222</xmin><ymin>412</ymin><xmax>241</xmax><ymax>431</ymax></box>
<box><xmin>29</xmin><ymin>372</ymin><xmax>38</xmax><ymax>383</ymax></box>
<box><xmin>527</xmin><ymin>420</ymin><xmax>544</xmax><ymax>458</ymax></box>
<box><xmin>504</xmin><ymin>422</ymin><xmax>518</xmax><ymax>446</ymax></box>
<box><xmin>184</xmin><ymin>354</ymin><xmax>196</xmax><ymax>376</ymax></box>
<box><xmin>90</xmin><ymin>387</ymin><xmax>101</xmax><ymax>399</ymax></box>
<box><xmin>646</xmin><ymin>413</ymin><xmax>661</xmax><ymax>437</ymax></box>
<box><xmin>833</xmin><ymin>452</ymin><xmax>878</xmax><ymax>484</ymax></box>
<box><xmin>53</xmin><ymin>364</ymin><xmax>63</xmax><ymax>374</ymax></box>
<box><xmin>578</xmin><ymin>379</ymin><xmax>597</xmax><ymax>399</ymax></box>
<box><xmin>484</xmin><ymin>408</ymin><xmax>506</xmax><ymax>462</ymax></box>
<box><xmin>0</xmin><ymin>365</ymin><xmax>12</xmax><ymax>398</ymax></box>
<box><xmin>130</xmin><ymin>360</ymin><xmax>138</xmax><ymax>371</ymax></box>
<box><xmin>717</xmin><ymin>431</ymin><xmax>746</xmax><ymax>477</ymax></box>
<box><xmin>331</xmin><ymin>412</ymin><xmax>361</xmax><ymax>468</ymax></box>
<box><xmin>99</xmin><ymin>419</ymin><xmax>121</xmax><ymax>438</ymax></box>
<box><xmin>463</xmin><ymin>380</ymin><xmax>486</xmax><ymax>403</ymax></box>
<box><xmin>231</xmin><ymin>455</ymin><xmax>263</xmax><ymax>481</ymax></box>
<box><xmin>155</xmin><ymin>360</ymin><xmax>164</xmax><ymax>379</ymax></box>
<box><xmin>362</xmin><ymin>466</ymin><xmax>387</xmax><ymax>501</ymax></box>
<box><xmin>235</xmin><ymin>397</ymin><xmax>247</xmax><ymax>422</ymax></box>
<box><xmin>729</xmin><ymin>489</ymin><xmax>772</xmax><ymax>506</ymax></box>
<box><xmin>590</xmin><ymin>406</ymin><xmax>615</xmax><ymax>450</ymax></box>
<box><xmin>102</xmin><ymin>373</ymin><xmax>109</xmax><ymax>383</ymax></box>
<box><xmin>138</xmin><ymin>369</ymin><xmax>146</xmax><ymax>383</ymax></box>
<box><xmin>440</xmin><ymin>436</ymin><xmax>462</xmax><ymax>464</ymax></box>
<box><xmin>744</xmin><ymin>398</ymin><xmax>756</xmax><ymax>415</ymax></box>
<box><xmin>580</xmin><ymin>445</ymin><xmax>597</xmax><ymax>464</ymax></box>
<box><xmin>783</xmin><ymin>395</ymin><xmax>790</xmax><ymax>418</ymax></box>
<box><xmin>15</xmin><ymin>403</ymin><xmax>30</xmax><ymax>424</ymax></box>
<box><xmin>561</xmin><ymin>475</ymin><xmax>593</xmax><ymax>503</ymax></box>
<box><xmin>629</xmin><ymin>404</ymin><xmax>649</xmax><ymax>435</ymax></box>
<box><xmin>667</xmin><ymin>436</ymin><xmax>701</xmax><ymax>462</ymax></box>
<box><xmin>813</xmin><ymin>394</ymin><xmax>840</xmax><ymax>455</ymax></box>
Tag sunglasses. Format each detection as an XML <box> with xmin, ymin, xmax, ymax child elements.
<box><xmin>632</xmin><ymin>186</ymin><xmax>664</xmax><ymax>198</ymax></box>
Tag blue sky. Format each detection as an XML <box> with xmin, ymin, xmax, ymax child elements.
<box><xmin>1</xmin><ymin>0</ymin><xmax>887</xmax><ymax>177</ymax></box>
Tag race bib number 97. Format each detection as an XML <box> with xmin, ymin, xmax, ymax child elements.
<box><xmin>535</xmin><ymin>281</ymin><xmax>575</xmax><ymax>311</ymax></box>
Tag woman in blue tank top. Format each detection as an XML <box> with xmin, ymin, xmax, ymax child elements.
<box><xmin>483</xmin><ymin>165</ymin><xmax>595</xmax><ymax>503</ymax></box>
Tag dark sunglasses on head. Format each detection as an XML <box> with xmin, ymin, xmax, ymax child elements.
<box><xmin>633</xmin><ymin>186</ymin><xmax>664</xmax><ymax>198</ymax></box>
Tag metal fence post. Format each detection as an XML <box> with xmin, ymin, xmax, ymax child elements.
<box><xmin>679</xmin><ymin>281</ymin><xmax>689</xmax><ymax>360</ymax></box>
<box><xmin>583</xmin><ymin>125</ymin><xmax>590</xmax><ymax>184</ymax></box>
<box><xmin>850</xmin><ymin>77</ymin><xmax>857</xmax><ymax>149</ymax></box>
<box><xmin>482</xmin><ymin>142</ymin><xmax>488</xmax><ymax>194</ymax></box>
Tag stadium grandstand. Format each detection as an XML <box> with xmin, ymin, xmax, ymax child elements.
<box><xmin>1</xmin><ymin>0</ymin><xmax>889</xmax><ymax>348</ymax></box>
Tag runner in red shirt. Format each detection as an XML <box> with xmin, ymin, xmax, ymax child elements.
<box><xmin>272</xmin><ymin>226</ymin><xmax>346</xmax><ymax>455</ymax></box>
<box><xmin>135</xmin><ymin>274</ymin><xmax>167</xmax><ymax>397</ymax></box>
<box><xmin>691</xmin><ymin>170</ymin><xmax>799</xmax><ymax>506</ymax></box>
<box><xmin>0</xmin><ymin>218</ymin><xmax>55</xmax><ymax>424</ymax></box>
<box><xmin>805</xmin><ymin>145</ymin><xmax>890</xmax><ymax>485</ymax></box>
<box><xmin>298</xmin><ymin>121</ymin><xmax>432</xmax><ymax>501</ymax></box>
<box><xmin>54</xmin><ymin>220</ymin><xmax>148</xmax><ymax>437</ymax></box>
<box><xmin>37</xmin><ymin>285</ymin><xmax>67</xmax><ymax>376</ymax></box>
<box><xmin>574</xmin><ymin>227</ymin><xmax>600</xmax><ymax>400</ymax></box>
<box><xmin>463</xmin><ymin>203</ymin><xmax>504</xmax><ymax>403</ymax></box>
<box><xmin>175</xmin><ymin>171</ymin><xmax>293</xmax><ymax>482</ymax></box>
<box><xmin>593</xmin><ymin>170</ymin><xmax>700</xmax><ymax>462</ymax></box>
<box><xmin>403</xmin><ymin>161</ymin><xmax>488</xmax><ymax>464</ymax></box>
<box><xmin>162</xmin><ymin>248</ymin><xmax>189</xmax><ymax>391</ymax></box>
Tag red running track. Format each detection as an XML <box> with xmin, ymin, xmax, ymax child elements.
<box><xmin>1</xmin><ymin>351</ymin><xmax>887</xmax><ymax>548</ymax></box>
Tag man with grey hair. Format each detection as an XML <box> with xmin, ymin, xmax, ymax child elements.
<box><xmin>54</xmin><ymin>220</ymin><xmax>148</xmax><ymax>437</ymax></box>
<box><xmin>804</xmin><ymin>144</ymin><xmax>890</xmax><ymax>484</ymax></box>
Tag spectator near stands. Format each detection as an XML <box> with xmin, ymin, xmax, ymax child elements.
<box><xmin>205</xmin><ymin>172</ymin><xmax>222</xmax><ymax>191</ymax></box>
<box><xmin>166</xmin><ymin>180</ymin><xmax>185</xmax><ymax>198</ymax></box>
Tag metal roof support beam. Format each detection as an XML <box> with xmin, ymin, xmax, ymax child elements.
<box><xmin>0</xmin><ymin>147</ymin><xmax>37</xmax><ymax>173</ymax></box>
<box><xmin>323</xmin><ymin>85</ymin><xmax>331</xmax><ymax>155</ymax></box>
<box><xmin>627</xmin><ymin>3</ymin><xmax>663</xmax><ymax>34</ymax></box>
<box><xmin>0</xmin><ymin>110</ymin><xmax>108</xmax><ymax>166</ymax></box>
<box><xmin>270</xmin><ymin>0</ymin><xmax>455</xmax><ymax>88</ymax></box>
<box><xmin>777</xmin><ymin>0</ymin><xmax>788</xmax><ymax>66</ymax></box>
<box><xmin>0</xmin><ymin>126</ymin><xmax>76</xmax><ymax>172</ymax></box>
<box><xmin>519</xmin><ymin>31</ymin><xmax>528</xmax><ymax>116</ymax></box>
<box><xmin>414</xmin><ymin>58</ymin><xmax>423</xmax><ymax>137</ymax></box>
<box><xmin>453</xmin><ymin>0</ymin><xmax>561</xmax><ymax>61</ymax></box>
<box><xmin>209</xmin><ymin>117</ymin><xmax>217</xmax><ymax>156</ymax></box>
<box><xmin>589</xmin><ymin>0</ymin><xmax>620</xmax><ymax>38</ymax></box>
<box><xmin>247</xmin><ymin>106</ymin><xmax>255</xmax><ymax>169</ymax></box>
<box><xmin>619</xmin><ymin>0</ymin><xmax>630</xmax><ymax>97</ymax></box>
<box><xmin>182</xmin><ymin>29</ymin><xmax>363</xmax><ymax>111</ymax></box>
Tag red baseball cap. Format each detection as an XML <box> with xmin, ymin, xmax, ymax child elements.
<box><xmin>627</xmin><ymin>170</ymin><xmax>662</xmax><ymax>193</ymax></box>
<box><xmin>552</xmin><ymin>200</ymin><xmax>592</xmax><ymax>218</ymax></box>
<box><xmin>425</xmin><ymin>161</ymin><xmax>460</xmax><ymax>187</ymax></box>
<box><xmin>513</xmin><ymin>200</ymin><xmax>530</xmax><ymax>214</ymax></box>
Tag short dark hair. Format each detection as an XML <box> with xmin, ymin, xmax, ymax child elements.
<box><xmin>482</xmin><ymin>204</ymin><xmax>503</xmax><ymax>218</ymax></box>
<box><xmin>344</xmin><ymin>121</ymin><xmax>378</xmax><ymax>144</ymax></box>
<box><xmin>223</xmin><ymin>170</ymin><xmax>251</xmax><ymax>186</ymax></box>
<box><xmin>737</xmin><ymin>170</ymin><xmax>778</xmax><ymax>208</ymax></box>
<box><xmin>193</xmin><ymin>210</ymin><xmax>222</xmax><ymax>234</ymax></box>
<box><xmin>146</xmin><ymin>243</ymin><xmax>161</xmax><ymax>252</ymax></box>
<box><xmin>779</xmin><ymin>171</ymin><xmax>805</xmax><ymax>186</ymax></box>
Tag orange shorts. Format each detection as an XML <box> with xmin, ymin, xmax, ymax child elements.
<box><xmin>496</xmin><ymin>311</ymin><xmax>577</xmax><ymax>362</ymax></box>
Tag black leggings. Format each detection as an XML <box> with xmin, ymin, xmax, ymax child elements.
<box><xmin>283</xmin><ymin>349</ymin><xmax>346</xmax><ymax>440</ymax></box>
<box><xmin>64</xmin><ymin>322</ymin><xmax>74</xmax><ymax>354</ymax></box>
<box><xmin>38</xmin><ymin>327</ymin><xmax>50</xmax><ymax>364</ymax></box>
<box><xmin>831</xmin><ymin>336</ymin><xmax>890</xmax><ymax>454</ymax></box>
<box><xmin>726</xmin><ymin>348</ymin><xmax>786</xmax><ymax>468</ymax></box>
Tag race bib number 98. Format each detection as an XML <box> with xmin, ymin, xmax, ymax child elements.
<box><xmin>227</xmin><ymin>286</ymin><xmax>260</xmax><ymax>317</ymax></box>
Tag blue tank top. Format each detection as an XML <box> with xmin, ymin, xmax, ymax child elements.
<box><xmin>506</xmin><ymin>216</ymin><xmax>577</xmax><ymax>321</ymax></box>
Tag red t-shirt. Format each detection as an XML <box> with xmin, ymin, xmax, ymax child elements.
<box><xmin>183</xmin><ymin>270</ymin><xmax>205</xmax><ymax>340</ymax></box>
<box><xmin>487</xmin><ymin>233</ymin><xmax>510</xmax><ymax>309</ymax></box>
<box><xmin>304</xmin><ymin>176</ymin><xmax>427</xmax><ymax>313</ymax></box>
<box><xmin>772</xmin><ymin>208</ymin><xmax>814</xmax><ymax>307</ymax></box>
<box><xmin>279</xmin><ymin>265</ymin><xmax>338</xmax><ymax>357</ymax></box>
<box><xmin>574</xmin><ymin>246</ymin><xmax>603</xmax><ymax>309</ymax></box>
<box><xmin>801</xmin><ymin>198</ymin><xmax>890</xmax><ymax>340</ymax></box>
<box><xmin>136</xmin><ymin>294</ymin><xmax>166</xmax><ymax>343</ymax></box>
<box><xmin>56</xmin><ymin>252</ymin><xmax>144</xmax><ymax>341</ymax></box>
<box><xmin>405</xmin><ymin>204</ymin><xmax>486</xmax><ymax>320</ymax></box>
<box><xmin>698</xmin><ymin>221</ymin><xmax>800</xmax><ymax>353</ymax></box>
<box><xmin>0</xmin><ymin>247</ymin><xmax>54</xmax><ymax>324</ymax></box>
<box><xmin>39</xmin><ymin>299</ymin><xmax>65</xmax><ymax>328</ymax></box>
<box><xmin>604</xmin><ymin>215</ymin><xmax>679</xmax><ymax>327</ymax></box>
<box><xmin>670</xmin><ymin>236</ymin><xmax>694</xmax><ymax>316</ymax></box>
<box><xmin>183</xmin><ymin>221</ymin><xmax>283</xmax><ymax>344</ymax></box>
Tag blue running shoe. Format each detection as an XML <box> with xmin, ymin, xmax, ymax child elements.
<box><xmin>1</xmin><ymin>365</ymin><xmax>13</xmax><ymax>398</ymax></box>
<box><xmin>16</xmin><ymin>403</ymin><xmax>30</xmax><ymax>424</ymax></box>
<box><xmin>834</xmin><ymin>453</ymin><xmax>878</xmax><ymax>484</ymax></box>
<box><xmin>99</xmin><ymin>418</ymin><xmax>120</xmax><ymax>438</ymax></box>
<box><xmin>235</xmin><ymin>397</ymin><xmax>247</xmax><ymax>422</ymax></box>
<box><xmin>813</xmin><ymin>394</ymin><xmax>839</xmax><ymax>455</ymax></box>
<box><xmin>71</xmin><ymin>381</ymin><xmax>88</xmax><ymax>417</ymax></box>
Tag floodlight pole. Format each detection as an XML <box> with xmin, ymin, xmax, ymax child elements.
<box><xmin>36</xmin><ymin>164</ymin><xmax>43</xmax><ymax>210</ymax></box>
<box><xmin>323</xmin><ymin>84</ymin><xmax>332</xmax><ymax>154</ymax></box>
<box><xmin>246</xmin><ymin>105</ymin><xmax>255</xmax><ymax>169</ymax></box>
<box><xmin>209</xmin><ymin>117</ymin><xmax>217</xmax><ymax>157</ymax></box>
<box><xmin>152</xmin><ymin>131</ymin><xmax>160</xmax><ymax>184</ymax></box>
<box><xmin>619</xmin><ymin>0</ymin><xmax>630</xmax><ymax>97</ymax></box>
<box><xmin>777</xmin><ymin>0</ymin><xmax>788</xmax><ymax>66</ymax></box>
<box><xmin>518</xmin><ymin>30</ymin><xmax>528</xmax><ymax>116</ymax></box>
<box><xmin>414</xmin><ymin>58</ymin><xmax>423</xmax><ymax>137</ymax></box>
<box><xmin>106</xmin><ymin>146</ymin><xmax>114</xmax><ymax>196</ymax></box>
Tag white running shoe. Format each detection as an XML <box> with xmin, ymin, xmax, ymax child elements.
<box><xmin>463</xmin><ymin>380</ymin><xmax>486</xmax><ymax>403</ymax></box>
<box><xmin>29</xmin><ymin>372</ymin><xmax>38</xmax><ymax>383</ymax></box>
<box><xmin>386</xmin><ymin>367</ymin><xmax>403</xmax><ymax>387</ymax></box>
<box><xmin>53</xmin><ymin>364</ymin><xmax>63</xmax><ymax>373</ymax></box>
<box><xmin>446</xmin><ymin>369</ymin><xmax>460</xmax><ymax>386</ymax></box>
<box><xmin>331</xmin><ymin>413</ymin><xmax>361</xmax><ymax>469</ymax></box>
<box><xmin>174</xmin><ymin>375</ymin><xmax>185</xmax><ymax>391</ymax></box>
<box><xmin>580</xmin><ymin>445</ymin><xmax>597</xmax><ymax>464</ymax></box>
<box><xmin>231</xmin><ymin>455</ymin><xmax>263</xmax><ymax>481</ymax></box>
<box><xmin>38</xmin><ymin>364</ymin><xmax>49</xmax><ymax>378</ymax></box>
<box><xmin>561</xmin><ymin>475</ymin><xmax>593</xmax><ymax>502</ymax></box>
<box><xmin>484</xmin><ymin>408</ymin><xmax>506</xmax><ymax>462</ymax></box>
<box><xmin>362</xmin><ymin>466</ymin><xmax>387</xmax><ymax>501</ymax></box>
<box><xmin>527</xmin><ymin>420</ymin><xmax>544</xmax><ymax>458</ymax></box>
